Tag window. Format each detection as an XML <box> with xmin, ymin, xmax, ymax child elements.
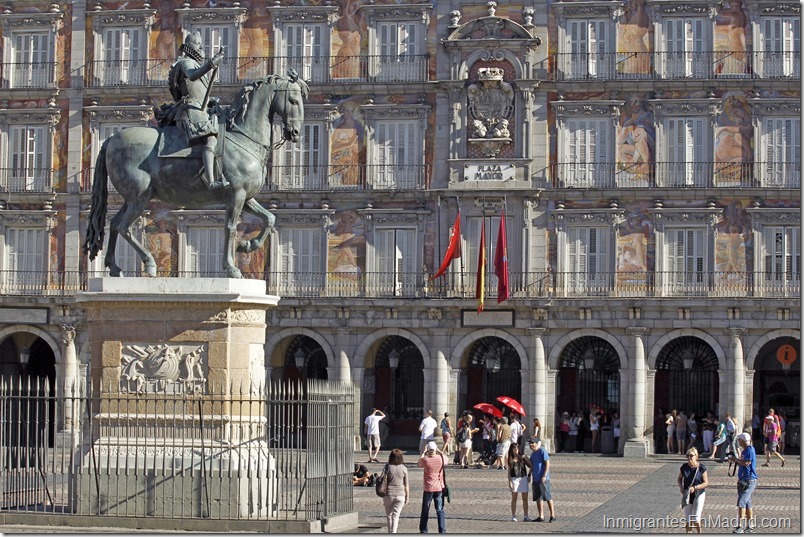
<box><xmin>100</xmin><ymin>27</ymin><xmax>144</xmax><ymax>85</ymax></box>
<box><xmin>278</xmin><ymin>227</ymin><xmax>322</xmax><ymax>294</ymax></box>
<box><xmin>9</xmin><ymin>32</ymin><xmax>51</xmax><ymax>88</ymax></box>
<box><xmin>277</xmin><ymin>122</ymin><xmax>324</xmax><ymax>190</ymax></box>
<box><xmin>661</xmin><ymin>18</ymin><xmax>710</xmax><ymax>77</ymax></box>
<box><xmin>375</xmin><ymin>120</ymin><xmax>419</xmax><ymax>189</ymax></box>
<box><xmin>186</xmin><ymin>226</ymin><xmax>224</xmax><ymax>277</ymax></box>
<box><xmin>8</xmin><ymin>125</ymin><xmax>48</xmax><ymax>192</ymax></box>
<box><xmin>87</xmin><ymin>221</ymin><xmax>142</xmax><ymax>277</ymax></box>
<box><xmin>665</xmin><ymin>117</ymin><xmax>707</xmax><ymax>187</ymax></box>
<box><xmin>564</xmin><ymin>118</ymin><xmax>610</xmax><ymax>187</ymax></box>
<box><xmin>374</xmin><ymin>228</ymin><xmax>415</xmax><ymax>296</ymax></box>
<box><xmin>567</xmin><ymin>227</ymin><xmax>609</xmax><ymax>293</ymax></box>
<box><xmin>188</xmin><ymin>25</ymin><xmax>235</xmax><ymax>84</ymax></box>
<box><xmin>377</xmin><ymin>22</ymin><xmax>421</xmax><ymax>81</ymax></box>
<box><xmin>282</xmin><ymin>24</ymin><xmax>326</xmax><ymax>83</ymax></box>
<box><xmin>762</xmin><ymin>117</ymin><xmax>800</xmax><ymax>187</ymax></box>
<box><xmin>760</xmin><ymin>17</ymin><xmax>800</xmax><ymax>77</ymax></box>
<box><xmin>565</xmin><ymin>18</ymin><xmax>611</xmax><ymax>79</ymax></box>
<box><xmin>5</xmin><ymin>227</ymin><xmax>46</xmax><ymax>292</ymax></box>
<box><xmin>763</xmin><ymin>226</ymin><xmax>800</xmax><ymax>293</ymax></box>
<box><xmin>666</xmin><ymin>228</ymin><xmax>706</xmax><ymax>292</ymax></box>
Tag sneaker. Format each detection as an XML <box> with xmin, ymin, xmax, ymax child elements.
<box><xmin>535</xmin><ymin>517</ymin><xmax>544</xmax><ymax>522</ymax></box>
<box><xmin>511</xmin><ymin>516</ymin><xmax>517</xmax><ymax>522</ymax></box>
<box><xmin>744</xmin><ymin>528</ymin><xmax>755</xmax><ymax>534</ymax></box>
<box><xmin>549</xmin><ymin>517</ymin><xmax>556</xmax><ymax>523</ymax></box>
<box><xmin>523</xmin><ymin>516</ymin><xmax>533</xmax><ymax>522</ymax></box>
<box><xmin>733</xmin><ymin>527</ymin><xmax>744</xmax><ymax>533</ymax></box>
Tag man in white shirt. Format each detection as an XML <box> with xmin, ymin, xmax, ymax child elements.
<box><xmin>419</xmin><ymin>409</ymin><xmax>438</xmax><ymax>453</ymax></box>
<box><xmin>510</xmin><ymin>414</ymin><xmax>522</xmax><ymax>449</ymax></box>
<box><xmin>364</xmin><ymin>408</ymin><xmax>386</xmax><ymax>463</ymax></box>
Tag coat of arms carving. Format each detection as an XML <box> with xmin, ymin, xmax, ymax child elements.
<box><xmin>467</xmin><ymin>67</ymin><xmax>514</xmax><ymax>157</ymax></box>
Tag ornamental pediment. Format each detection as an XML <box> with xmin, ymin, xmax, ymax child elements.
<box><xmin>447</xmin><ymin>16</ymin><xmax>535</xmax><ymax>41</ymax></box>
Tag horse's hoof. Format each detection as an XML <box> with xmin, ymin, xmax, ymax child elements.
<box><xmin>108</xmin><ymin>268</ymin><xmax>121</xmax><ymax>277</ymax></box>
<box><xmin>226</xmin><ymin>267</ymin><xmax>243</xmax><ymax>279</ymax></box>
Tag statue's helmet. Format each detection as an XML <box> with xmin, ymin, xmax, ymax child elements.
<box><xmin>180</xmin><ymin>31</ymin><xmax>204</xmax><ymax>61</ymax></box>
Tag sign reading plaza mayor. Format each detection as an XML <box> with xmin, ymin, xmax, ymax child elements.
<box><xmin>464</xmin><ymin>162</ymin><xmax>516</xmax><ymax>181</ymax></box>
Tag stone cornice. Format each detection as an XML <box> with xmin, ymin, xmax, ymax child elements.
<box><xmin>265</xmin><ymin>4</ymin><xmax>339</xmax><ymax>26</ymax></box>
<box><xmin>552</xmin><ymin>1</ymin><xmax>627</xmax><ymax>22</ymax></box>
<box><xmin>0</xmin><ymin>9</ymin><xmax>63</xmax><ymax>32</ymax></box>
<box><xmin>359</xmin><ymin>3</ymin><xmax>432</xmax><ymax>26</ymax></box>
<box><xmin>175</xmin><ymin>6</ymin><xmax>247</xmax><ymax>30</ymax></box>
<box><xmin>87</xmin><ymin>9</ymin><xmax>156</xmax><ymax>29</ymax></box>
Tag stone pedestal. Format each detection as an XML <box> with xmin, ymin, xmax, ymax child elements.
<box><xmin>623</xmin><ymin>439</ymin><xmax>649</xmax><ymax>458</ymax></box>
<box><xmin>73</xmin><ymin>278</ymin><xmax>278</xmax><ymax>517</ymax></box>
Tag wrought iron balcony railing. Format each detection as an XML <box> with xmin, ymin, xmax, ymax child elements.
<box><xmin>3</xmin><ymin>270</ymin><xmax>798</xmax><ymax>300</ymax></box>
<box><xmin>552</xmin><ymin>162</ymin><xmax>798</xmax><ymax>189</ymax></box>
<box><xmin>551</xmin><ymin>51</ymin><xmax>800</xmax><ymax>81</ymax></box>
<box><xmin>84</xmin><ymin>54</ymin><xmax>430</xmax><ymax>88</ymax></box>
<box><xmin>265</xmin><ymin>164</ymin><xmax>430</xmax><ymax>191</ymax></box>
<box><xmin>1</xmin><ymin>62</ymin><xmax>59</xmax><ymax>88</ymax></box>
<box><xmin>0</xmin><ymin>168</ymin><xmax>53</xmax><ymax>193</ymax></box>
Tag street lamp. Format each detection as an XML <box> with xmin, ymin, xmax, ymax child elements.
<box><xmin>19</xmin><ymin>346</ymin><xmax>30</xmax><ymax>366</ymax></box>
<box><xmin>682</xmin><ymin>352</ymin><xmax>694</xmax><ymax>371</ymax></box>
<box><xmin>484</xmin><ymin>350</ymin><xmax>497</xmax><ymax>372</ymax></box>
<box><xmin>388</xmin><ymin>349</ymin><xmax>400</xmax><ymax>369</ymax></box>
<box><xmin>583</xmin><ymin>350</ymin><xmax>595</xmax><ymax>371</ymax></box>
<box><xmin>294</xmin><ymin>347</ymin><xmax>306</xmax><ymax>370</ymax></box>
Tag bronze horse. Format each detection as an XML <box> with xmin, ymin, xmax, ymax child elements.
<box><xmin>83</xmin><ymin>72</ymin><xmax>308</xmax><ymax>278</ymax></box>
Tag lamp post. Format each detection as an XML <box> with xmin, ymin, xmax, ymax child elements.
<box><xmin>484</xmin><ymin>350</ymin><xmax>497</xmax><ymax>372</ymax></box>
<box><xmin>294</xmin><ymin>347</ymin><xmax>306</xmax><ymax>378</ymax></box>
<box><xmin>388</xmin><ymin>349</ymin><xmax>400</xmax><ymax>369</ymax></box>
<box><xmin>19</xmin><ymin>346</ymin><xmax>30</xmax><ymax>367</ymax></box>
<box><xmin>682</xmin><ymin>353</ymin><xmax>694</xmax><ymax>371</ymax></box>
<box><xmin>583</xmin><ymin>350</ymin><xmax>595</xmax><ymax>371</ymax></box>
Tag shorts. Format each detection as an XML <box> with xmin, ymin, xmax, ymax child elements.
<box><xmin>461</xmin><ymin>438</ymin><xmax>472</xmax><ymax>449</ymax></box>
<box><xmin>510</xmin><ymin>476</ymin><xmax>529</xmax><ymax>493</ymax></box>
<box><xmin>675</xmin><ymin>429</ymin><xmax>687</xmax><ymax>441</ymax></box>
<box><xmin>532</xmin><ymin>480</ymin><xmax>552</xmax><ymax>502</ymax></box>
<box><xmin>767</xmin><ymin>439</ymin><xmax>778</xmax><ymax>453</ymax></box>
<box><xmin>368</xmin><ymin>434</ymin><xmax>381</xmax><ymax>449</ymax></box>
<box><xmin>737</xmin><ymin>479</ymin><xmax>757</xmax><ymax>508</ymax></box>
<box><xmin>496</xmin><ymin>440</ymin><xmax>511</xmax><ymax>457</ymax></box>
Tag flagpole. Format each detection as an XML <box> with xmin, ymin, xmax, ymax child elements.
<box><xmin>436</xmin><ymin>194</ymin><xmax>442</xmax><ymax>291</ymax></box>
<box><xmin>457</xmin><ymin>196</ymin><xmax>463</xmax><ymax>293</ymax></box>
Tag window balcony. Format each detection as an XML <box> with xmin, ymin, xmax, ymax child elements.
<box><xmin>0</xmin><ymin>168</ymin><xmax>53</xmax><ymax>193</ymax></box>
<box><xmin>84</xmin><ymin>55</ymin><xmax>430</xmax><ymax>88</ymax></box>
<box><xmin>553</xmin><ymin>162</ymin><xmax>796</xmax><ymax>189</ymax></box>
<box><xmin>1</xmin><ymin>270</ymin><xmax>799</xmax><ymax>299</ymax></box>
<box><xmin>551</xmin><ymin>51</ymin><xmax>798</xmax><ymax>81</ymax></box>
<box><xmin>1</xmin><ymin>62</ymin><xmax>58</xmax><ymax>88</ymax></box>
<box><xmin>265</xmin><ymin>164</ymin><xmax>429</xmax><ymax>191</ymax></box>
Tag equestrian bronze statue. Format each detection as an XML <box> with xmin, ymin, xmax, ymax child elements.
<box><xmin>83</xmin><ymin>36</ymin><xmax>307</xmax><ymax>279</ymax></box>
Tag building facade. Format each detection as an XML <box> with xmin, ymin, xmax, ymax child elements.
<box><xmin>0</xmin><ymin>0</ymin><xmax>799</xmax><ymax>455</ymax></box>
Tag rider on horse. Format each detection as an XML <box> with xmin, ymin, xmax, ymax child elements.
<box><xmin>169</xmin><ymin>31</ymin><xmax>228</xmax><ymax>190</ymax></box>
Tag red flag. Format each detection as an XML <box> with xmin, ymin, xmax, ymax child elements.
<box><xmin>495</xmin><ymin>209</ymin><xmax>510</xmax><ymax>303</ymax></box>
<box><xmin>476</xmin><ymin>218</ymin><xmax>486</xmax><ymax>312</ymax></box>
<box><xmin>431</xmin><ymin>210</ymin><xmax>462</xmax><ymax>279</ymax></box>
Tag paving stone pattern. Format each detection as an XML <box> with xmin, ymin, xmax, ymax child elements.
<box><xmin>353</xmin><ymin>452</ymin><xmax>800</xmax><ymax>534</ymax></box>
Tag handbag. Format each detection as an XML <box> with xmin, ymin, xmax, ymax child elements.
<box><xmin>375</xmin><ymin>464</ymin><xmax>389</xmax><ymax>498</ymax></box>
<box><xmin>681</xmin><ymin>465</ymin><xmax>700</xmax><ymax>508</ymax></box>
<box><xmin>737</xmin><ymin>479</ymin><xmax>750</xmax><ymax>493</ymax></box>
<box><xmin>441</xmin><ymin>458</ymin><xmax>451</xmax><ymax>503</ymax></box>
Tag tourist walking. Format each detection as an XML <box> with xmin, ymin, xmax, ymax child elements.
<box><xmin>457</xmin><ymin>415</ymin><xmax>478</xmax><ymax>468</ymax></box>
<box><xmin>440</xmin><ymin>413</ymin><xmax>453</xmax><ymax>456</ymax></box>
<box><xmin>666</xmin><ymin>411</ymin><xmax>677</xmax><ymax>454</ymax></box>
<box><xmin>364</xmin><ymin>408</ymin><xmax>386</xmax><ymax>462</ymax></box>
<box><xmin>724</xmin><ymin>412</ymin><xmax>738</xmax><ymax>456</ymax></box>
<box><xmin>383</xmin><ymin>449</ymin><xmax>409</xmax><ymax>533</ymax></box>
<box><xmin>529</xmin><ymin>438</ymin><xmax>555</xmax><ymax>522</ymax></box>
<box><xmin>418</xmin><ymin>441</ymin><xmax>447</xmax><ymax>533</ymax></box>
<box><xmin>510</xmin><ymin>414</ymin><xmax>523</xmax><ymax>452</ymax></box>
<box><xmin>710</xmin><ymin>417</ymin><xmax>728</xmax><ymax>461</ymax></box>
<box><xmin>506</xmin><ymin>443</ymin><xmax>532</xmax><ymax>522</ymax></box>
<box><xmin>761</xmin><ymin>414</ymin><xmax>786</xmax><ymax>467</ymax></box>
<box><xmin>678</xmin><ymin>447</ymin><xmax>709</xmax><ymax>533</ymax></box>
<box><xmin>728</xmin><ymin>433</ymin><xmax>758</xmax><ymax>533</ymax></box>
<box><xmin>419</xmin><ymin>410</ymin><xmax>438</xmax><ymax>454</ymax></box>
<box><xmin>492</xmin><ymin>417</ymin><xmax>512</xmax><ymax>469</ymax></box>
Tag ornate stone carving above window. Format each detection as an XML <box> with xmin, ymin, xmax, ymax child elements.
<box><xmin>87</xmin><ymin>9</ymin><xmax>156</xmax><ymax>30</ymax></box>
<box><xmin>86</xmin><ymin>104</ymin><xmax>153</xmax><ymax>133</ymax></box>
<box><xmin>646</xmin><ymin>0</ymin><xmax>720</xmax><ymax>19</ymax></box>
<box><xmin>0</xmin><ymin>107</ymin><xmax>61</xmax><ymax>132</ymax></box>
<box><xmin>748</xmin><ymin>99</ymin><xmax>801</xmax><ymax>116</ymax></box>
<box><xmin>360</xmin><ymin>3</ymin><xmax>432</xmax><ymax>26</ymax></box>
<box><xmin>0</xmin><ymin>8</ymin><xmax>64</xmax><ymax>32</ymax></box>
<box><xmin>175</xmin><ymin>6</ymin><xmax>247</xmax><ymax>31</ymax></box>
<box><xmin>552</xmin><ymin>1</ymin><xmax>626</xmax><ymax>23</ymax></box>
<box><xmin>265</xmin><ymin>4</ymin><xmax>339</xmax><ymax>25</ymax></box>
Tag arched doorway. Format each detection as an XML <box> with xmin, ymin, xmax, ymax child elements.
<box><xmin>282</xmin><ymin>335</ymin><xmax>328</xmax><ymax>381</ymax></box>
<box><xmin>463</xmin><ymin>336</ymin><xmax>522</xmax><ymax>412</ymax></box>
<box><xmin>655</xmin><ymin>336</ymin><xmax>719</xmax><ymax>421</ymax></box>
<box><xmin>556</xmin><ymin>336</ymin><xmax>620</xmax><ymax>452</ymax></box>
<box><xmin>373</xmin><ymin>335</ymin><xmax>424</xmax><ymax>447</ymax></box>
<box><xmin>0</xmin><ymin>333</ymin><xmax>57</xmax><ymax>469</ymax></box>
<box><xmin>753</xmin><ymin>337</ymin><xmax>800</xmax><ymax>454</ymax></box>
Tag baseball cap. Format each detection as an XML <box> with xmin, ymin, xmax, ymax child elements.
<box><xmin>426</xmin><ymin>441</ymin><xmax>438</xmax><ymax>452</ymax></box>
<box><xmin>765</xmin><ymin>415</ymin><xmax>775</xmax><ymax>421</ymax></box>
<box><xmin>528</xmin><ymin>437</ymin><xmax>539</xmax><ymax>444</ymax></box>
<box><xmin>737</xmin><ymin>432</ymin><xmax>751</xmax><ymax>444</ymax></box>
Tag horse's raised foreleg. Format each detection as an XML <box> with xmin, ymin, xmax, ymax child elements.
<box><xmin>114</xmin><ymin>196</ymin><xmax>157</xmax><ymax>277</ymax></box>
<box><xmin>237</xmin><ymin>198</ymin><xmax>276</xmax><ymax>253</ymax></box>
<box><xmin>223</xmin><ymin>189</ymin><xmax>247</xmax><ymax>279</ymax></box>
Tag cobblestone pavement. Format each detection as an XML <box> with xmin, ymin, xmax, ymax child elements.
<box><xmin>353</xmin><ymin>451</ymin><xmax>800</xmax><ymax>533</ymax></box>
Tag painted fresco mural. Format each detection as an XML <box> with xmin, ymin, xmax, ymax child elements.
<box><xmin>616</xmin><ymin>94</ymin><xmax>654</xmax><ymax>184</ymax></box>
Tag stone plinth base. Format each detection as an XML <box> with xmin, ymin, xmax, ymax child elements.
<box><xmin>623</xmin><ymin>439</ymin><xmax>649</xmax><ymax>458</ymax></box>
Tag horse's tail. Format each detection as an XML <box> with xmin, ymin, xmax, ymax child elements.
<box><xmin>83</xmin><ymin>138</ymin><xmax>110</xmax><ymax>261</ymax></box>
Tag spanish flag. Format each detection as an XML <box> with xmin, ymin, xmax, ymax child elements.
<box><xmin>495</xmin><ymin>209</ymin><xmax>510</xmax><ymax>303</ymax></box>
<box><xmin>476</xmin><ymin>218</ymin><xmax>486</xmax><ymax>312</ymax></box>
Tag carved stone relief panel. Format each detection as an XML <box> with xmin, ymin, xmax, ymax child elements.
<box><xmin>120</xmin><ymin>343</ymin><xmax>206</xmax><ymax>394</ymax></box>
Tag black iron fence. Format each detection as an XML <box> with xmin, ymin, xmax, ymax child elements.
<box><xmin>0</xmin><ymin>376</ymin><xmax>355</xmax><ymax>523</ymax></box>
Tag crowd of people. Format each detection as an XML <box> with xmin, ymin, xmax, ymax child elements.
<box><xmin>357</xmin><ymin>406</ymin><xmax>788</xmax><ymax>533</ymax></box>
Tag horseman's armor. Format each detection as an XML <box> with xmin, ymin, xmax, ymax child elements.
<box><xmin>169</xmin><ymin>31</ymin><xmax>228</xmax><ymax>189</ymax></box>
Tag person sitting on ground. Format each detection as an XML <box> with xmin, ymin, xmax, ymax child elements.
<box><xmin>353</xmin><ymin>463</ymin><xmax>371</xmax><ymax>486</ymax></box>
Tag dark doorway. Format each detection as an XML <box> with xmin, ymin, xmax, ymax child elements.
<box><xmin>655</xmin><ymin>336</ymin><xmax>720</xmax><ymax>419</ymax></box>
<box><xmin>283</xmin><ymin>335</ymin><xmax>328</xmax><ymax>381</ymax></box>
<box><xmin>464</xmin><ymin>337</ymin><xmax>522</xmax><ymax>411</ymax></box>
<box><xmin>753</xmin><ymin>336</ymin><xmax>800</xmax><ymax>454</ymax></box>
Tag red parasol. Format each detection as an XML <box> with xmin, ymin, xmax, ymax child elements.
<box><xmin>473</xmin><ymin>402</ymin><xmax>503</xmax><ymax>418</ymax></box>
<box><xmin>496</xmin><ymin>395</ymin><xmax>526</xmax><ymax>417</ymax></box>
